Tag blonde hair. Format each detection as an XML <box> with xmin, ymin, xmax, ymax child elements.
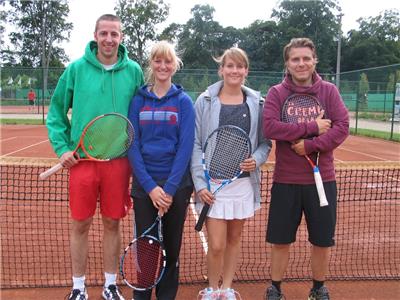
<box><xmin>214</xmin><ymin>47</ymin><xmax>249</xmax><ymax>69</ymax></box>
<box><xmin>146</xmin><ymin>41</ymin><xmax>183</xmax><ymax>84</ymax></box>
<box><xmin>213</xmin><ymin>47</ymin><xmax>249</xmax><ymax>82</ymax></box>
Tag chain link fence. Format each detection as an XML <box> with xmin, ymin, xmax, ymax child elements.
<box><xmin>1</xmin><ymin>64</ymin><xmax>399</xmax><ymax>139</ymax></box>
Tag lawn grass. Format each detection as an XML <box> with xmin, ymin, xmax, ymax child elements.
<box><xmin>1</xmin><ymin>118</ymin><xmax>399</xmax><ymax>142</ymax></box>
<box><xmin>350</xmin><ymin>127</ymin><xmax>399</xmax><ymax>142</ymax></box>
<box><xmin>0</xmin><ymin>118</ymin><xmax>45</xmax><ymax>125</ymax></box>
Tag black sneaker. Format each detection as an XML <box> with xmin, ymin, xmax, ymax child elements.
<box><xmin>308</xmin><ymin>286</ymin><xmax>330</xmax><ymax>300</ymax></box>
<box><xmin>102</xmin><ymin>284</ymin><xmax>125</xmax><ymax>300</ymax></box>
<box><xmin>66</xmin><ymin>289</ymin><xmax>88</xmax><ymax>300</ymax></box>
<box><xmin>265</xmin><ymin>285</ymin><xmax>285</xmax><ymax>300</ymax></box>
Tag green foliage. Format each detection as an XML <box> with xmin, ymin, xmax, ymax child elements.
<box><xmin>350</xmin><ymin>128</ymin><xmax>400</xmax><ymax>142</ymax></box>
<box><xmin>241</xmin><ymin>20</ymin><xmax>281</xmax><ymax>71</ymax></box>
<box><xmin>358</xmin><ymin>73</ymin><xmax>370</xmax><ymax>108</ymax></box>
<box><xmin>342</xmin><ymin>9</ymin><xmax>400</xmax><ymax>71</ymax></box>
<box><xmin>0</xmin><ymin>118</ymin><xmax>44</xmax><ymax>125</ymax></box>
<box><xmin>115</xmin><ymin>0</ymin><xmax>169</xmax><ymax>66</ymax></box>
<box><xmin>271</xmin><ymin>0</ymin><xmax>341</xmax><ymax>73</ymax></box>
<box><xmin>6</xmin><ymin>0</ymin><xmax>72</xmax><ymax>67</ymax></box>
<box><xmin>1</xmin><ymin>0</ymin><xmax>399</xmax><ymax>79</ymax></box>
<box><xmin>386</xmin><ymin>70</ymin><xmax>400</xmax><ymax>92</ymax></box>
<box><xmin>177</xmin><ymin>5</ymin><xmax>225</xmax><ymax>69</ymax></box>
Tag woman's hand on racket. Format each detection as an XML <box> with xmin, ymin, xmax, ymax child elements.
<box><xmin>149</xmin><ymin>186</ymin><xmax>172</xmax><ymax>213</ymax></box>
<box><xmin>197</xmin><ymin>188</ymin><xmax>214</xmax><ymax>205</ymax></box>
<box><xmin>315</xmin><ymin>110</ymin><xmax>331</xmax><ymax>135</ymax></box>
<box><xmin>60</xmin><ymin>151</ymin><xmax>79</xmax><ymax>168</ymax></box>
<box><xmin>240</xmin><ymin>157</ymin><xmax>257</xmax><ymax>172</ymax></box>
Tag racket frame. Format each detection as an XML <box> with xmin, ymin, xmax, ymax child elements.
<box><xmin>120</xmin><ymin>214</ymin><xmax>166</xmax><ymax>291</ymax></box>
<box><xmin>281</xmin><ymin>94</ymin><xmax>328</xmax><ymax>207</ymax></box>
<box><xmin>195</xmin><ymin>125</ymin><xmax>252</xmax><ymax>231</ymax></box>
<box><xmin>39</xmin><ymin>113</ymin><xmax>134</xmax><ymax>180</ymax></box>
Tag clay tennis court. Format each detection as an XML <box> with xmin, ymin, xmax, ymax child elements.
<box><xmin>1</xmin><ymin>124</ymin><xmax>399</xmax><ymax>300</ymax></box>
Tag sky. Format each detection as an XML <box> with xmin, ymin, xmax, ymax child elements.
<box><xmin>65</xmin><ymin>0</ymin><xmax>399</xmax><ymax>63</ymax></box>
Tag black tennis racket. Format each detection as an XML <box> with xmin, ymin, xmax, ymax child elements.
<box><xmin>281</xmin><ymin>93</ymin><xmax>328</xmax><ymax>207</ymax></box>
<box><xmin>194</xmin><ymin>125</ymin><xmax>252</xmax><ymax>231</ymax></box>
<box><xmin>120</xmin><ymin>212</ymin><xmax>166</xmax><ymax>291</ymax></box>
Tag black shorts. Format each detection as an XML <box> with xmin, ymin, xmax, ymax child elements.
<box><xmin>266</xmin><ymin>181</ymin><xmax>337</xmax><ymax>247</ymax></box>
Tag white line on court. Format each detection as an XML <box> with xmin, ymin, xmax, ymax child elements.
<box><xmin>190</xmin><ymin>201</ymin><xmax>208</xmax><ymax>254</ymax></box>
<box><xmin>0</xmin><ymin>139</ymin><xmax>49</xmax><ymax>157</ymax></box>
<box><xmin>0</xmin><ymin>137</ymin><xmax>17</xmax><ymax>142</ymax></box>
<box><xmin>338</xmin><ymin>146</ymin><xmax>390</xmax><ymax>161</ymax></box>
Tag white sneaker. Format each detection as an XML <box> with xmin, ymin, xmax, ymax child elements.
<box><xmin>198</xmin><ymin>287</ymin><xmax>220</xmax><ymax>300</ymax></box>
<box><xmin>102</xmin><ymin>285</ymin><xmax>125</xmax><ymax>300</ymax></box>
<box><xmin>219</xmin><ymin>288</ymin><xmax>242</xmax><ymax>300</ymax></box>
<box><xmin>66</xmin><ymin>288</ymin><xmax>88</xmax><ymax>300</ymax></box>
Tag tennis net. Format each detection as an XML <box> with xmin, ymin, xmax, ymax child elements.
<box><xmin>1</xmin><ymin>157</ymin><xmax>399</xmax><ymax>288</ymax></box>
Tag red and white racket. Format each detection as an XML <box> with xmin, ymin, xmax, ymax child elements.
<box><xmin>281</xmin><ymin>93</ymin><xmax>328</xmax><ymax>207</ymax></box>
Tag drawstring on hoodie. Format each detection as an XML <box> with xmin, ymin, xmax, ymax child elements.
<box><xmin>112</xmin><ymin>70</ymin><xmax>116</xmax><ymax>112</ymax></box>
<box><xmin>100</xmin><ymin>68</ymin><xmax>117</xmax><ymax>112</ymax></box>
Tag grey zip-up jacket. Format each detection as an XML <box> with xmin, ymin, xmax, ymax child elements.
<box><xmin>191</xmin><ymin>81</ymin><xmax>272</xmax><ymax>205</ymax></box>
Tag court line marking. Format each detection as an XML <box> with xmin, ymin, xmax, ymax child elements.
<box><xmin>0</xmin><ymin>137</ymin><xmax>17</xmax><ymax>142</ymax></box>
<box><xmin>0</xmin><ymin>139</ymin><xmax>49</xmax><ymax>157</ymax></box>
<box><xmin>190</xmin><ymin>202</ymin><xmax>208</xmax><ymax>254</ymax></box>
<box><xmin>338</xmin><ymin>146</ymin><xmax>390</xmax><ymax>161</ymax></box>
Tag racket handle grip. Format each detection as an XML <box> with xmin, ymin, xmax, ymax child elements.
<box><xmin>314</xmin><ymin>167</ymin><xmax>328</xmax><ymax>207</ymax></box>
<box><xmin>195</xmin><ymin>203</ymin><xmax>210</xmax><ymax>231</ymax></box>
<box><xmin>39</xmin><ymin>163</ymin><xmax>63</xmax><ymax>180</ymax></box>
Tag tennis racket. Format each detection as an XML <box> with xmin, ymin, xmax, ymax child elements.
<box><xmin>194</xmin><ymin>125</ymin><xmax>252</xmax><ymax>231</ymax></box>
<box><xmin>39</xmin><ymin>112</ymin><xmax>134</xmax><ymax>180</ymax></box>
<box><xmin>281</xmin><ymin>93</ymin><xmax>328</xmax><ymax>207</ymax></box>
<box><xmin>120</xmin><ymin>212</ymin><xmax>166</xmax><ymax>291</ymax></box>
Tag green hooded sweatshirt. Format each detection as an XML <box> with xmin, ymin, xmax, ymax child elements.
<box><xmin>46</xmin><ymin>41</ymin><xmax>144</xmax><ymax>158</ymax></box>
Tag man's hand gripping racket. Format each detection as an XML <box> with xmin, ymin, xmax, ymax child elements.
<box><xmin>281</xmin><ymin>94</ymin><xmax>330</xmax><ymax>207</ymax></box>
<box><xmin>120</xmin><ymin>211</ymin><xmax>166</xmax><ymax>291</ymax></box>
<box><xmin>194</xmin><ymin>125</ymin><xmax>252</xmax><ymax>231</ymax></box>
<box><xmin>39</xmin><ymin>113</ymin><xmax>134</xmax><ymax>180</ymax></box>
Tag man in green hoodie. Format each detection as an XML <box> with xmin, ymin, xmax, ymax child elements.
<box><xmin>46</xmin><ymin>14</ymin><xmax>144</xmax><ymax>300</ymax></box>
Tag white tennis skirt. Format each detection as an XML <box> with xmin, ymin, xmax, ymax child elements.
<box><xmin>195</xmin><ymin>177</ymin><xmax>260</xmax><ymax>220</ymax></box>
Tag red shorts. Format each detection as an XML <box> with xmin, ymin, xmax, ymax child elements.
<box><xmin>69</xmin><ymin>158</ymin><xmax>132</xmax><ymax>220</ymax></box>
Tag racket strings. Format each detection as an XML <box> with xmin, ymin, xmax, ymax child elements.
<box><xmin>83</xmin><ymin>115</ymin><xmax>134</xmax><ymax>159</ymax></box>
<box><xmin>123</xmin><ymin>237</ymin><xmax>164</xmax><ymax>288</ymax></box>
<box><xmin>206</xmin><ymin>127</ymin><xmax>251</xmax><ymax>180</ymax></box>
<box><xmin>281</xmin><ymin>94</ymin><xmax>323</xmax><ymax>124</ymax></box>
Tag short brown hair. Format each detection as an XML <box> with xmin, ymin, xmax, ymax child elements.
<box><xmin>283</xmin><ymin>37</ymin><xmax>318</xmax><ymax>63</ymax></box>
<box><xmin>95</xmin><ymin>14</ymin><xmax>121</xmax><ymax>33</ymax></box>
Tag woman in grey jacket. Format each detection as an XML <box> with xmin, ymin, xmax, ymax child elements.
<box><xmin>191</xmin><ymin>47</ymin><xmax>271</xmax><ymax>300</ymax></box>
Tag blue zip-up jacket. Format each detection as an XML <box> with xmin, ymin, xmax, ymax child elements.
<box><xmin>128</xmin><ymin>84</ymin><xmax>195</xmax><ymax>196</ymax></box>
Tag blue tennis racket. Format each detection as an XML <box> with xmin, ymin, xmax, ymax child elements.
<box><xmin>195</xmin><ymin>125</ymin><xmax>252</xmax><ymax>231</ymax></box>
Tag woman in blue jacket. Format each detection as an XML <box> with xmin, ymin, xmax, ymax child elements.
<box><xmin>127</xmin><ymin>41</ymin><xmax>195</xmax><ymax>300</ymax></box>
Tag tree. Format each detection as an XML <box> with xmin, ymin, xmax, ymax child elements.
<box><xmin>342</xmin><ymin>9</ymin><xmax>400</xmax><ymax>71</ymax></box>
<box><xmin>7</xmin><ymin>0</ymin><xmax>72</xmax><ymax>67</ymax></box>
<box><xmin>115</xmin><ymin>0</ymin><xmax>169</xmax><ymax>67</ymax></box>
<box><xmin>177</xmin><ymin>4</ymin><xmax>238</xmax><ymax>69</ymax></box>
<box><xmin>240</xmin><ymin>20</ymin><xmax>281</xmax><ymax>71</ymax></box>
<box><xmin>6</xmin><ymin>0</ymin><xmax>72</xmax><ymax>109</ymax></box>
<box><xmin>358</xmin><ymin>73</ymin><xmax>370</xmax><ymax>109</ymax></box>
<box><xmin>159</xmin><ymin>22</ymin><xmax>183</xmax><ymax>44</ymax></box>
<box><xmin>271</xmin><ymin>0</ymin><xmax>342</xmax><ymax>73</ymax></box>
